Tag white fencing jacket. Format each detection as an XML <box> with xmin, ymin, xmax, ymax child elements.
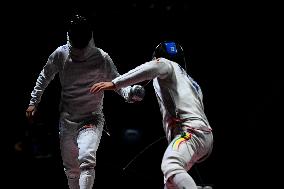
<box><xmin>30</xmin><ymin>36</ymin><xmax>133</xmax><ymax>121</ymax></box>
<box><xmin>112</xmin><ymin>58</ymin><xmax>212</xmax><ymax>141</ymax></box>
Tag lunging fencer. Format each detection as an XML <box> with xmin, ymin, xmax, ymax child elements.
<box><xmin>25</xmin><ymin>14</ymin><xmax>144</xmax><ymax>189</ymax></box>
<box><xmin>90</xmin><ymin>41</ymin><xmax>213</xmax><ymax>189</ymax></box>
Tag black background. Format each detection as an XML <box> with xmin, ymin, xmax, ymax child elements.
<box><xmin>2</xmin><ymin>1</ymin><xmax>283</xmax><ymax>188</ymax></box>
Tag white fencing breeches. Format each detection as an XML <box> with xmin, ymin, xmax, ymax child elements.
<box><xmin>59</xmin><ymin>113</ymin><xmax>104</xmax><ymax>189</ymax></box>
<box><xmin>162</xmin><ymin>129</ymin><xmax>213</xmax><ymax>189</ymax></box>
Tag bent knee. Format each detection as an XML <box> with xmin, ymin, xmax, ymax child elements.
<box><xmin>79</xmin><ymin>156</ymin><xmax>96</xmax><ymax>170</ymax></box>
<box><xmin>161</xmin><ymin>158</ymin><xmax>186</xmax><ymax>180</ymax></box>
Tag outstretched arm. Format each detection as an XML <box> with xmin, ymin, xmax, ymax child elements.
<box><xmin>112</xmin><ymin>58</ymin><xmax>172</xmax><ymax>89</ymax></box>
<box><xmin>90</xmin><ymin>82</ymin><xmax>145</xmax><ymax>102</ymax></box>
<box><xmin>90</xmin><ymin>58</ymin><xmax>172</xmax><ymax>93</ymax></box>
<box><xmin>103</xmin><ymin>52</ymin><xmax>145</xmax><ymax>102</ymax></box>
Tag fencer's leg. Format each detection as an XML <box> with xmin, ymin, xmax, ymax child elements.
<box><xmin>59</xmin><ymin>122</ymin><xmax>80</xmax><ymax>189</ymax></box>
<box><xmin>164</xmin><ymin>176</ymin><xmax>176</xmax><ymax>189</ymax></box>
<box><xmin>164</xmin><ymin>172</ymin><xmax>198</xmax><ymax>189</ymax></box>
<box><xmin>77</xmin><ymin>124</ymin><xmax>103</xmax><ymax>189</ymax></box>
<box><xmin>79</xmin><ymin>169</ymin><xmax>95</xmax><ymax>189</ymax></box>
<box><xmin>164</xmin><ymin>174</ymin><xmax>198</xmax><ymax>189</ymax></box>
<box><xmin>67</xmin><ymin>177</ymin><xmax>80</xmax><ymax>189</ymax></box>
<box><xmin>162</xmin><ymin>133</ymin><xmax>199</xmax><ymax>189</ymax></box>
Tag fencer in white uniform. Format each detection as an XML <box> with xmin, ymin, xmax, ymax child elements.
<box><xmin>26</xmin><ymin>14</ymin><xmax>144</xmax><ymax>189</ymax></box>
<box><xmin>90</xmin><ymin>41</ymin><xmax>213</xmax><ymax>189</ymax></box>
